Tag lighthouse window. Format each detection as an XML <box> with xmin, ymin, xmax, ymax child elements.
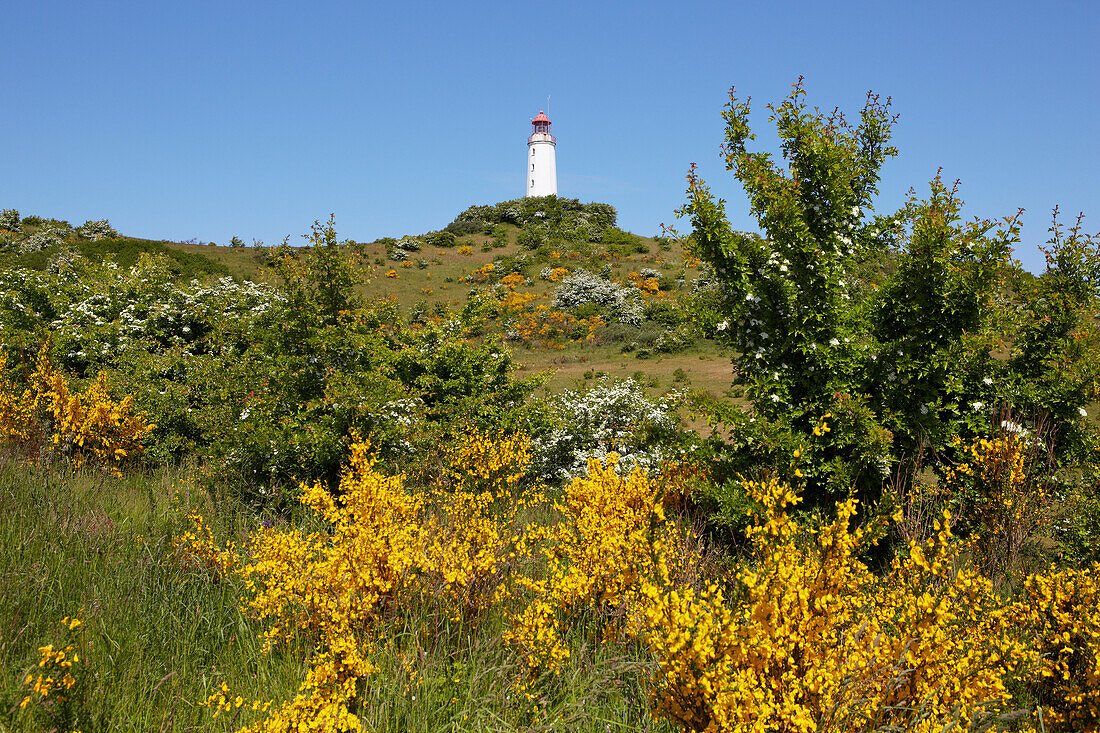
<box><xmin>531</xmin><ymin>163</ymin><xmax>535</xmax><ymax>171</ymax></box>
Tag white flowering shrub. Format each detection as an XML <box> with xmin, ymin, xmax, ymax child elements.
<box><xmin>0</xmin><ymin>209</ymin><xmax>20</xmax><ymax>232</ymax></box>
<box><xmin>46</xmin><ymin>248</ymin><xmax>85</xmax><ymax>275</ymax></box>
<box><xmin>19</xmin><ymin>228</ymin><xmax>66</xmax><ymax>253</ymax></box>
<box><xmin>551</xmin><ymin>269</ymin><xmax>644</xmax><ymax>325</ymax></box>
<box><xmin>75</xmin><ymin>219</ymin><xmax>118</xmax><ymax>240</ymax></box>
<box><xmin>0</xmin><ymin>253</ymin><xmax>288</xmax><ymax>370</ymax></box>
<box><xmin>530</xmin><ymin>377</ymin><xmax>683</xmax><ymax>483</ymax></box>
<box><xmin>681</xmin><ymin>80</ymin><xmax>1100</xmax><ymax>543</ymax></box>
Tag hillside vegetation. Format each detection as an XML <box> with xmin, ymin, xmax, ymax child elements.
<box><xmin>2</xmin><ymin>82</ymin><xmax>1100</xmax><ymax>732</ymax></box>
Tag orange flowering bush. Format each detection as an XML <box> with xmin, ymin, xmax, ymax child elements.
<box><xmin>498</xmin><ymin>290</ymin><xmax>539</xmax><ymax>312</ymax></box>
<box><xmin>506</xmin><ymin>305</ymin><xmax>603</xmax><ymax>349</ymax></box>
<box><xmin>628</xmin><ymin>270</ymin><xmax>660</xmax><ymax>293</ymax></box>
<box><xmin>467</xmin><ymin>263</ymin><xmax>496</xmax><ymax>282</ymax></box>
<box><xmin>499</xmin><ymin>272</ymin><xmax>526</xmax><ymax>289</ymax></box>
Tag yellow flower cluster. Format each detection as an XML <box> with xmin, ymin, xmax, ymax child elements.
<box><xmin>543</xmin><ymin>266</ymin><xmax>569</xmax><ymax>282</ymax></box>
<box><xmin>1019</xmin><ymin>566</ymin><xmax>1100</xmax><ymax>728</ymax></box>
<box><xmin>0</xmin><ymin>354</ymin><xmax>37</xmax><ymax>442</ymax></box>
<box><xmin>172</xmin><ymin>511</ymin><xmax>238</xmax><ymax>580</ymax></box>
<box><xmin>468</xmin><ymin>263</ymin><xmax>496</xmax><ymax>282</ymax></box>
<box><xmin>498</xmin><ymin>440</ymin><xmax>1099</xmax><ymax>731</ymax></box>
<box><xmin>639</xmin><ymin>477</ymin><xmax>1038</xmax><ymax>731</ymax></box>
<box><xmin>20</xmin><ymin>615</ymin><xmax>84</xmax><ymax>713</ymax></box>
<box><xmin>445</xmin><ymin>430</ymin><xmax>530</xmax><ymax>493</ymax></box>
<box><xmin>508</xmin><ymin>305</ymin><xmax>603</xmax><ymax>349</ymax></box>
<box><xmin>945</xmin><ymin>433</ymin><xmax>1053</xmax><ymax>580</ymax></box>
<box><xmin>173</xmin><ymin>430</ymin><xmax>1100</xmax><ymax>731</ymax></box>
<box><xmin>498</xmin><ymin>291</ymin><xmax>539</xmax><ymax>312</ymax></box>
<box><xmin>506</xmin><ymin>456</ymin><xmax>671</xmax><ymax>674</ymax></box>
<box><xmin>0</xmin><ymin>346</ymin><xmax>154</xmax><ymax>475</ymax></box>
<box><xmin>186</xmin><ymin>434</ymin><xmax>536</xmax><ymax>730</ymax></box>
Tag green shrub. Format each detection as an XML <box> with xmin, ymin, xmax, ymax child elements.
<box><xmin>516</xmin><ymin>227</ymin><xmax>544</xmax><ymax>250</ymax></box>
<box><xmin>452</xmin><ymin>197</ymin><xmax>618</xmax><ymax>243</ymax></box>
<box><xmin>0</xmin><ymin>209</ymin><xmax>21</xmax><ymax>232</ymax></box>
<box><xmin>681</xmin><ymin>80</ymin><xmax>1100</xmax><ymax>534</ymax></box>
<box><xmin>426</xmin><ymin>231</ymin><xmax>456</xmax><ymax>248</ymax></box>
<box><xmin>445</xmin><ymin>219</ymin><xmax>487</xmax><ymax>236</ymax></box>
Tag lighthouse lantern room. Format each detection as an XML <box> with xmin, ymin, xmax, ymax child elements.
<box><xmin>526</xmin><ymin>110</ymin><xmax>557</xmax><ymax>197</ymax></box>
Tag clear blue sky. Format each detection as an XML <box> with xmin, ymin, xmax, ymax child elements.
<box><xmin>3</xmin><ymin>0</ymin><xmax>1097</xmax><ymax>272</ymax></box>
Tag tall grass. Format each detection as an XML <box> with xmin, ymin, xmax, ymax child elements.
<box><xmin>0</xmin><ymin>456</ymin><xmax>671</xmax><ymax>731</ymax></box>
<box><xmin>0</xmin><ymin>457</ymin><xmax>303</xmax><ymax>731</ymax></box>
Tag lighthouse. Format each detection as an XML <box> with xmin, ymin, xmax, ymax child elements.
<box><xmin>526</xmin><ymin>110</ymin><xmax>557</xmax><ymax>197</ymax></box>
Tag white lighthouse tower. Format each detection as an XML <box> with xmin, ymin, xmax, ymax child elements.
<box><xmin>526</xmin><ymin>110</ymin><xmax>557</xmax><ymax>197</ymax></box>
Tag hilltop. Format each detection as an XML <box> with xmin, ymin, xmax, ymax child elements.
<box><xmin>0</xmin><ymin>198</ymin><xmax>735</xmax><ymax>395</ymax></box>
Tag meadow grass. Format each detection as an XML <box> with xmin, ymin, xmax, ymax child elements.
<box><xmin>0</xmin><ymin>457</ymin><xmax>672</xmax><ymax>732</ymax></box>
<box><xmin>0</xmin><ymin>457</ymin><xmax>305</xmax><ymax>731</ymax></box>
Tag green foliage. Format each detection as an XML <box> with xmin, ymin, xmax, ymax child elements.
<box><xmin>681</xmin><ymin>80</ymin><xmax>1100</xmax><ymax>522</ymax></box>
<box><xmin>22</xmin><ymin>215</ymin><xmax>73</xmax><ymax>233</ymax></box>
<box><xmin>1009</xmin><ymin>210</ymin><xmax>1100</xmax><ymax>448</ymax></box>
<box><xmin>1</xmin><ymin>236</ymin><xmax>228</xmax><ymax>280</ymax></box>
<box><xmin>426</xmin><ymin>230</ymin><xmax>457</xmax><ymax>248</ymax></box>
<box><xmin>270</xmin><ymin>215</ymin><xmax>362</xmax><ymax>329</ymax></box>
<box><xmin>454</xmin><ymin>196</ymin><xmax>617</xmax><ymax>243</ymax></box>
<box><xmin>0</xmin><ymin>209</ymin><xmax>21</xmax><ymax>233</ymax></box>
<box><xmin>516</xmin><ymin>226</ymin><xmax>544</xmax><ymax>250</ymax></box>
<box><xmin>75</xmin><ymin>219</ymin><xmax>118</xmax><ymax>241</ymax></box>
<box><xmin>0</xmin><ymin>462</ymin><xmax>306</xmax><ymax>730</ymax></box>
<box><xmin>444</xmin><ymin>219</ymin><xmax>487</xmax><ymax>236</ymax></box>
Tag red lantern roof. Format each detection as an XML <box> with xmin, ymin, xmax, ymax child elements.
<box><xmin>531</xmin><ymin>110</ymin><xmax>551</xmax><ymax>124</ymax></box>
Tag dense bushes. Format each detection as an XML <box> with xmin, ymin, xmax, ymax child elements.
<box><xmin>551</xmin><ymin>269</ymin><xmax>644</xmax><ymax>325</ymax></box>
<box><xmin>0</xmin><ymin>218</ymin><xmax>540</xmax><ymax>506</ymax></box>
<box><xmin>454</xmin><ymin>196</ymin><xmax>617</xmax><ymax>244</ymax></box>
<box><xmin>681</xmin><ymin>81</ymin><xmax>1100</xmax><ymax>530</ymax></box>
<box><xmin>529</xmin><ymin>376</ymin><xmax>683</xmax><ymax>482</ymax></box>
<box><xmin>3</xmin><ymin>85</ymin><xmax>1100</xmax><ymax>729</ymax></box>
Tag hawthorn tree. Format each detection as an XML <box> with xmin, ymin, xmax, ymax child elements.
<box><xmin>682</xmin><ymin>79</ymin><xmax>1098</xmax><ymax>513</ymax></box>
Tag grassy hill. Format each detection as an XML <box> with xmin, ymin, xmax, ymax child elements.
<box><xmin>0</xmin><ymin>200</ymin><xmax>739</xmax><ymax>400</ymax></box>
